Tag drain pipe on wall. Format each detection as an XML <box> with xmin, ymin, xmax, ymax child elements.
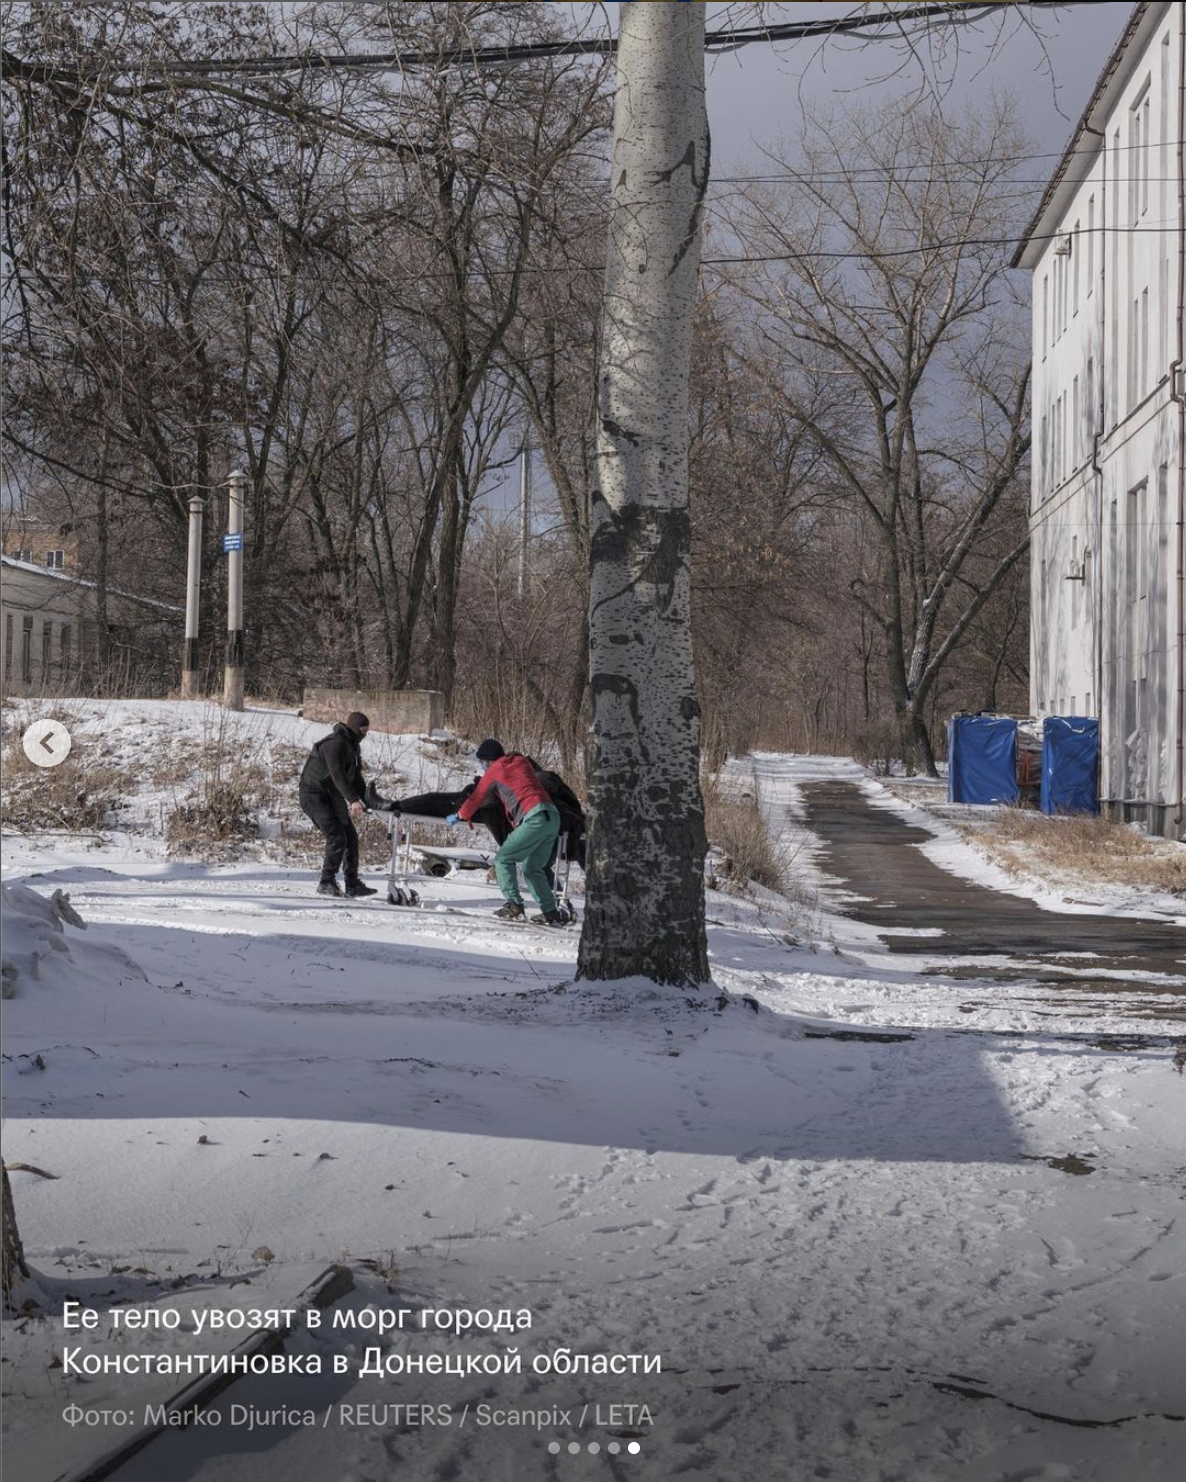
<box><xmin>1172</xmin><ymin>15</ymin><xmax>1186</xmax><ymax>836</ymax></box>
<box><xmin>1085</xmin><ymin>120</ymin><xmax>1107</xmax><ymax>750</ymax></box>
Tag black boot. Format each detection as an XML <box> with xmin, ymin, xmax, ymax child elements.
<box><xmin>494</xmin><ymin>901</ymin><xmax>525</xmax><ymax>921</ymax></box>
<box><xmin>364</xmin><ymin>781</ymin><xmax>400</xmax><ymax>814</ymax></box>
<box><xmin>531</xmin><ymin>910</ymin><xmax>566</xmax><ymax>927</ymax></box>
<box><xmin>317</xmin><ymin>880</ymin><xmax>343</xmax><ymax>898</ymax></box>
<box><xmin>345</xmin><ymin>880</ymin><xmax>377</xmax><ymax>898</ymax></box>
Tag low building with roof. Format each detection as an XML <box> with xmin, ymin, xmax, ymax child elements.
<box><xmin>1</xmin><ymin>555</ymin><xmax>180</xmax><ymax>696</ymax></box>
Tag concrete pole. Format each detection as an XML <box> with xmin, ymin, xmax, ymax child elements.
<box><xmin>223</xmin><ymin>468</ymin><xmax>246</xmax><ymax>711</ymax></box>
<box><xmin>181</xmin><ymin>494</ymin><xmax>204</xmax><ymax>697</ymax></box>
<box><xmin>518</xmin><ymin>444</ymin><xmax>530</xmax><ymax>598</ymax></box>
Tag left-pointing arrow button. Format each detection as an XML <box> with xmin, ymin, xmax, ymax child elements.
<box><xmin>22</xmin><ymin>719</ymin><xmax>72</xmax><ymax>768</ymax></box>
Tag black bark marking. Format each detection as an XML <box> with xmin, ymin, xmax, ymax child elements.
<box><xmin>662</xmin><ymin>131</ymin><xmax>710</xmax><ymax>277</ymax></box>
<box><xmin>590</xmin><ymin>501</ymin><xmax>690</xmax><ymax>618</ymax></box>
<box><xmin>600</xmin><ymin>415</ymin><xmax>641</xmax><ymax>447</ymax></box>
<box><xmin>655</xmin><ymin>141</ymin><xmax>696</xmax><ymax>187</ymax></box>
<box><xmin>590</xmin><ymin>672</ymin><xmax>642</xmax><ymax>736</ymax></box>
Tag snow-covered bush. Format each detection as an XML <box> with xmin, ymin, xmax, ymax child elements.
<box><xmin>0</xmin><ymin>883</ymin><xmax>87</xmax><ymax>998</ymax></box>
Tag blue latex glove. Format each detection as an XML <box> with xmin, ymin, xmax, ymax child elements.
<box><xmin>445</xmin><ymin>813</ymin><xmax>459</xmax><ymax>826</ymax></box>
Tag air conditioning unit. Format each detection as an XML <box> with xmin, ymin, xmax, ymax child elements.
<box><xmin>1054</xmin><ymin>233</ymin><xmax>1072</xmax><ymax>256</ymax></box>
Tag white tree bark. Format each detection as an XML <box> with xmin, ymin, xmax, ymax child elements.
<box><xmin>577</xmin><ymin>1</ymin><xmax>710</xmax><ymax>987</ymax></box>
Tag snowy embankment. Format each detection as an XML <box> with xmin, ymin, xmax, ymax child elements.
<box><xmin>2</xmin><ymin>705</ymin><xmax>1183</xmax><ymax>1482</ymax></box>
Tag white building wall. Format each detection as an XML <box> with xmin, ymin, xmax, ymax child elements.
<box><xmin>1</xmin><ymin>560</ymin><xmax>93</xmax><ymax>693</ymax></box>
<box><xmin>1026</xmin><ymin>0</ymin><xmax>1184</xmax><ymax>837</ymax></box>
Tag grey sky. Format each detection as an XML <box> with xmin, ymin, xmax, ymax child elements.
<box><xmin>699</xmin><ymin>2</ymin><xmax>1134</xmax><ymax>172</ymax></box>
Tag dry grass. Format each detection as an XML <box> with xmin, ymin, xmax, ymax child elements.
<box><xmin>165</xmin><ymin>783</ymin><xmax>259</xmax><ymax>855</ymax></box>
<box><xmin>703</xmin><ymin>773</ymin><xmax>788</xmax><ymax>894</ymax></box>
<box><xmin>270</xmin><ymin>812</ymin><xmax>396</xmax><ymax>870</ymax></box>
<box><xmin>0</xmin><ymin>740</ymin><xmax>125</xmax><ymax>833</ymax></box>
<box><xmin>966</xmin><ymin>809</ymin><xmax>1186</xmax><ymax>897</ymax></box>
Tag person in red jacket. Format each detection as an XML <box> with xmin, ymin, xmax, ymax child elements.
<box><xmin>446</xmin><ymin>738</ymin><xmax>564</xmax><ymax>924</ymax></box>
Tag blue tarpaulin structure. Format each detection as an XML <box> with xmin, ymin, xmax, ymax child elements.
<box><xmin>947</xmin><ymin>715</ymin><xmax>1018</xmax><ymax>805</ymax></box>
<box><xmin>1040</xmin><ymin>716</ymin><xmax>1100</xmax><ymax>816</ymax></box>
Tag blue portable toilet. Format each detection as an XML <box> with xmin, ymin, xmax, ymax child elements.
<box><xmin>1040</xmin><ymin>716</ymin><xmax>1099</xmax><ymax>816</ymax></box>
<box><xmin>947</xmin><ymin>715</ymin><xmax>1019</xmax><ymax>805</ymax></box>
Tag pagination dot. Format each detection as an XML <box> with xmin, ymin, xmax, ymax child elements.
<box><xmin>548</xmin><ymin>1442</ymin><xmax>561</xmax><ymax>1454</ymax></box>
<box><xmin>607</xmin><ymin>1442</ymin><xmax>620</xmax><ymax>1454</ymax></box>
<box><xmin>588</xmin><ymin>1442</ymin><xmax>601</xmax><ymax>1454</ymax></box>
<box><xmin>568</xmin><ymin>1441</ymin><xmax>581</xmax><ymax>1454</ymax></box>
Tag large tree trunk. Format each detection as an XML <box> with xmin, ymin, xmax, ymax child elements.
<box><xmin>577</xmin><ymin>1</ymin><xmax>710</xmax><ymax>988</ymax></box>
<box><xmin>898</xmin><ymin>705</ymin><xmax>938</xmax><ymax>777</ymax></box>
<box><xmin>2</xmin><ymin>1167</ymin><xmax>29</xmax><ymax>1312</ymax></box>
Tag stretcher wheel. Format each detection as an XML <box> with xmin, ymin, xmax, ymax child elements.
<box><xmin>407</xmin><ymin>889</ymin><xmax>420</xmax><ymax>906</ymax></box>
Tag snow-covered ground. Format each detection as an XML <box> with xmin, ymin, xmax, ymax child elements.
<box><xmin>2</xmin><ymin>704</ymin><xmax>1183</xmax><ymax>1482</ymax></box>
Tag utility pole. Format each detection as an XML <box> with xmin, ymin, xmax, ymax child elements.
<box><xmin>181</xmin><ymin>494</ymin><xmax>204</xmax><ymax>698</ymax></box>
<box><xmin>223</xmin><ymin>468</ymin><xmax>246</xmax><ymax>710</ymax></box>
<box><xmin>518</xmin><ymin>443</ymin><xmax>531</xmax><ymax>598</ymax></box>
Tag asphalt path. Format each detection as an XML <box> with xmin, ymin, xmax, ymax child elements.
<box><xmin>800</xmin><ymin>780</ymin><xmax>1185</xmax><ymax>1001</ymax></box>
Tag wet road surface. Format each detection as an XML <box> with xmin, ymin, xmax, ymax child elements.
<box><xmin>800</xmin><ymin>780</ymin><xmax>1185</xmax><ymax>1007</ymax></box>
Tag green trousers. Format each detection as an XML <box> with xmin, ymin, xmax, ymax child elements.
<box><xmin>495</xmin><ymin>803</ymin><xmax>560</xmax><ymax>912</ymax></box>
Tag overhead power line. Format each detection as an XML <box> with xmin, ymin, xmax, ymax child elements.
<box><xmin>154</xmin><ymin>1</ymin><xmax>1075</xmax><ymax>77</ymax></box>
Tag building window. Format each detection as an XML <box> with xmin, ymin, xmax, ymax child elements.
<box><xmin>1086</xmin><ymin>194</ymin><xmax>1094</xmax><ymax>293</ymax></box>
<box><xmin>1056</xmin><ymin>252</ymin><xmax>1066</xmax><ymax>338</ymax></box>
<box><xmin>1072</xmin><ymin>375</ymin><xmax>1080</xmax><ymax>466</ymax></box>
<box><xmin>13</xmin><ymin>547</ymin><xmax>31</xmax><ymax>563</ymax></box>
<box><xmin>41</xmin><ymin>621</ymin><xmax>52</xmax><ymax>681</ymax></box>
<box><xmin>60</xmin><ymin>624</ymin><xmax>72</xmax><ymax>677</ymax></box>
<box><xmin>1139</xmin><ymin>88</ymin><xmax>1150</xmax><ymax>217</ymax></box>
<box><xmin>1054</xmin><ymin>393</ymin><xmax>1063</xmax><ymax>484</ymax></box>
<box><xmin>1072</xmin><ymin>219</ymin><xmax>1080</xmax><ymax>313</ymax></box>
<box><xmin>21</xmin><ymin>616</ymin><xmax>33</xmax><ymax>683</ymax></box>
<box><xmin>45</xmin><ymin>549</ymin><xmax>65</xmax><ymax>570</ymax></box>
<box><xmin>1127</xmin><ymin>480</ymin><xmax>1147</xmax><ymax>671</ymax></box>
<box><xmin>3</xmin><ymin>613</ymin><xmax>11</xmax><ymax>679</ymax></box>
<box><xmin>1130</xmin><ymin>84</ymin><xmax>1148</xmax><ymax>223</ymax></box>
<box><xmin>1140</xmin><ymin>288</ymin><xmax>1149</xmax><ymax>400</ymax></box>
<box><xmin>1041</xmin><ymin>275</ymin><xmax>1048</xmax><ymax>356</ymax></box>
<box><xmin>1071</xmin><ymin>536</ymin><xmax>1079</xmax><ymax>630</ymax></box>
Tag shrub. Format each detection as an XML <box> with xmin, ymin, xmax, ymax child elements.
<box><xmin>702</xmin><ymin>771</ymin><xmax>788</xmax><ymax>894</ymax></box>
<box><xmin>165</xmin><ymin>783</ymin><xmax>257</xmax><ymax>855</ymax></box>
<box><xmin>0</xmin><ymin>742</ymin><xmax>123</xmax><ymax>833</ymax></box>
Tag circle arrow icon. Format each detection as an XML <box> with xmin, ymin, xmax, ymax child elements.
<box><xmin>22</xmin><ymin>719</ymin><xmax>73</xmax><ymax>768</ymax></box>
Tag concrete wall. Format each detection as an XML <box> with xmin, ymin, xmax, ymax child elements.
<box><xmin>301</xmin><ymin>688</ymin><xmax>445</xmax><ymax>734</ymax></box>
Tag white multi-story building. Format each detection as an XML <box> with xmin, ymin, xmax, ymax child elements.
<box><xmin>1014</xmin><ymin>0</ymin><xmax>1184</xmax><ymax>838</ymax></box>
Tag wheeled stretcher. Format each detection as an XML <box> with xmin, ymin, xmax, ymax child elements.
<box><xmin>381</xmin><ymin>812</ymin><xmax>486</xmax><ymax>906</ymax></box>
<box><xmin>379</xmin><ymin>809</ymin><xmax>578</xmax><ymax>920</ymax></box>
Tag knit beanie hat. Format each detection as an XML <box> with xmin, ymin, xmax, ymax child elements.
<box><xmin>475</xmin><ymin>738</ymin><xmax>505</xmax><ymax>762</ymax></box>
<box><xmin>345</xmin><ymin>712</ymin><xmax>370</xmax><ymax>732</ymax></box>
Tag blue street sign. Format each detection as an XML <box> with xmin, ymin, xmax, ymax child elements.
<box><xmin>221</xmin><ymin>532</ymin><xmax>244</xmax><ymax>553</ymax></box>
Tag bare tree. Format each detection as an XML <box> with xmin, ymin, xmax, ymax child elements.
<box><xmin>732</xmin><ymin>97</ymin><xmax>1033</xmax><ymax>773</ymax></box>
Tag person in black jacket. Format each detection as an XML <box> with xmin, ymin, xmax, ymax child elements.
<box><xmin>298</xmin><ymin>712</ymin><xmax>377</xmax><ymax>898</ymax></box>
